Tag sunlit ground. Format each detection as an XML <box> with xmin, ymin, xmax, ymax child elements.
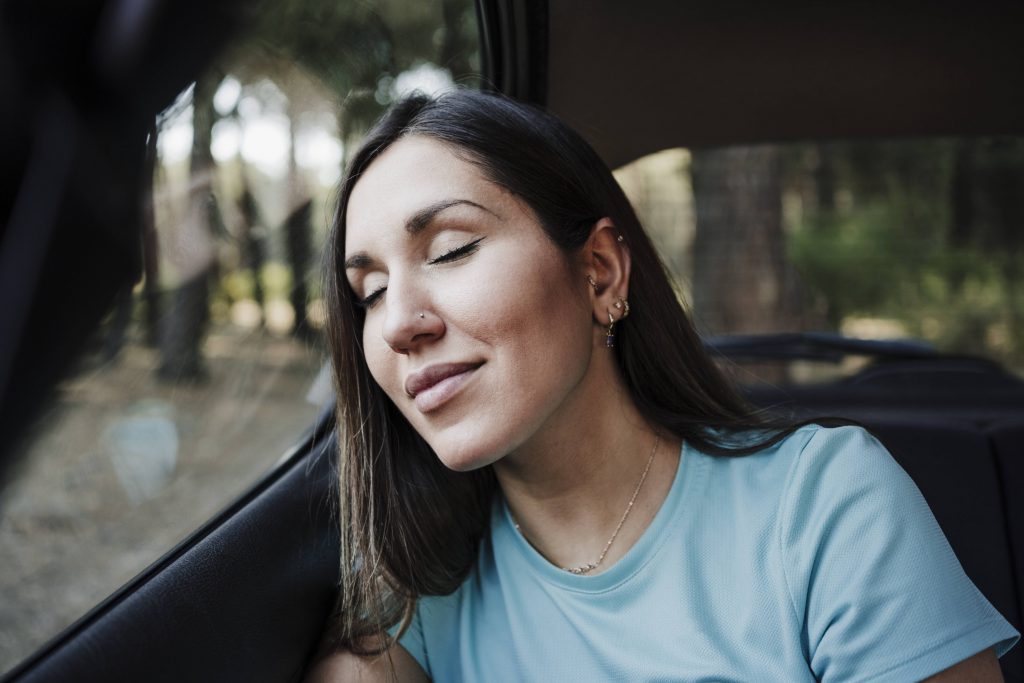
<box><xmin>0</xmin><ymin>324</ymin><xmax>325</xmax><ymax>674</ymax></box>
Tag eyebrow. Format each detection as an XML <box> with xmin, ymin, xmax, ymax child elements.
<box><xmin>344</xmin><ymin>198</ymin><xmax>499</xmax><ymax>271</ymax></box>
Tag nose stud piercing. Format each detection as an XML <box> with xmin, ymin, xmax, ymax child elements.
<box><xmin>418</xmin><ymin>312</ymin><xmax>425</xmax><ymax>319</ymax></box>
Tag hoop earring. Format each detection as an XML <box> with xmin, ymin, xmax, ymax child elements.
<box><xmin>605</xmin><ymin>310</ymin><xmax>616</xmax><ymax>348</ymax></box>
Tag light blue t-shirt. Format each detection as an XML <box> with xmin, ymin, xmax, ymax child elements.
<box><xmin>395</xmin><ymin>425</ymin><xmax>1019</xmax><ymax>681</ymax></box>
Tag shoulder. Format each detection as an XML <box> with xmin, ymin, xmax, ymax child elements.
<box><xmin>769</xmin><ymin>423</ymin><xmax>923</xmax><ymax>572</ymax></box>
<box><xmin>699</xmin><ymin>422</ymin><xmax>878</xmax><ymax>467</ymax></box>
<box><xmin>781</xmin><ymin>422</ymin><xmax>891</xmax><ymax>466</ymax></box>
<box><xmin>774</xmin><ymin>424</ymin><xmax>915</xmax><ymax>534</ymax></box>
<box><xmin>692</xmin><ymin>424</ymin><xmax>887</xmax><ymax>509</ymax></box>
<box><xmin>746</xmin><ymin>422</ymin><xmax>890</xmax><ymax>473</ymax></box>
<box><xmin>779</xmin><ymin>422</ymin><xmax>899</xmax><ymax>488</ymax></box>
<box><xmin>691</xmin><ymin>423</ymin><xmax>908</xmax><ymax>542</ymax></box>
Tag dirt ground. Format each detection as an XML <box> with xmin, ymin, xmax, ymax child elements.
<box><xmin>0</xmin><ymin>325</ymin><xmax>326</xmax><ymax>674</ymax></box>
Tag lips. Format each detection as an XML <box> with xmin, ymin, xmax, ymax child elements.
<box><xmin>405</xmin><ymin>361</ymin><xmax>483</xmax><ymax>412</ymax></box>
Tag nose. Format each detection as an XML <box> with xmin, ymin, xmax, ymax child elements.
<box><xmin>380</xmin><ymin>280</ymin><xmax>444</xmax><ymax>354</ymax></box>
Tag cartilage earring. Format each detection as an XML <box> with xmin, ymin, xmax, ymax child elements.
<box><xmin>613</xmin><ymin>297</ymin><xmax>630</xmax><ymax>318</ymax></box>
<box><xmin>616</xmin><ymin>235</ymin><xmax>624</xmax><ymax>242</ymax></box>
<box><xmin>586</xmin><ymin>274</ymin><xmax>599</xmax><ymax>292</ymax></box>
<box><xmin>605</xmin><ymin>310</ymin><xmax>616</xmax><ymax>348</ymax></box>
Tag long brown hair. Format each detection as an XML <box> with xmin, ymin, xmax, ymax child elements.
<box><xmin>322</xmin><ymin>90</ymin><xmax>819</xmax><ymax>654</ymax></box>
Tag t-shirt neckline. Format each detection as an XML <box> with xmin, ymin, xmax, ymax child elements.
<box><xmin>497</xmin><ymin>439</ymin><xmax>695</xmax><ymax>593</ymax></box>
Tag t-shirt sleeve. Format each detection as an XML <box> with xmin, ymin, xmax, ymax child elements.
<box><xmin>387</xmin><ymin>602</ymin><xmax>429</xmax><ymax>677</ymax></box>
<box><xmin>779</xmin><ymin>425</ymin><xmax>1019</xmax><ymax>683</ymax></box>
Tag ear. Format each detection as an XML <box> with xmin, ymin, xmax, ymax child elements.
<box><xmin>582</xmin><ymin>217</ymin><xmax>631</xmax><ymax>328</ymax></box>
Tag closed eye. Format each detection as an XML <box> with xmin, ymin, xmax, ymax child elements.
<box><xmin>355</xmin><ymin>237</ymin><xmax>485</xmax><ymax>308</ymax></box>
<box><xmin>355</xmin><ymin>285</ymin><xmax>386</xmax><ymax>309</ymax></box>
<box><xmin>428</xmin><ymin>236</ymin><xmax>485</xmax><ymax>265</ymax></box>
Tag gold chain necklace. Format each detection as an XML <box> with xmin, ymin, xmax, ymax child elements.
<box><xmin>513</xmin><ymin>436</ymin><xmax>660</xmax><ymax>575</ymax></box>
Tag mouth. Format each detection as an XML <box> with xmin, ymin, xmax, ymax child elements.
<box><xmin>405</xmin><ymin>361</ymin><xmax>484</xmax><ymax>413</ymax></box>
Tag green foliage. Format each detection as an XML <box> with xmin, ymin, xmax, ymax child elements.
<box><xmin>238</xmin><ymin>0</ymin><xmax>480</xmax><ymax>136</ymax></box>
<box><xmin>222</xmin><ymin>269</ymin><xmax>257</xmax><ymax>302</ymax></box>
<box><xmin>261</xmin><ymin>263</ymin><xmax>293</xmax><ymax>301</ymax></box>
<box><xmin>787</xmin><ymin>139</ymin><xmax>1024</xmax><ymax>370</ymax></box>
<box><xmin>219</xmin><ymin>263</ymin><xmax>292</xmax><ymax>303</ymax></box>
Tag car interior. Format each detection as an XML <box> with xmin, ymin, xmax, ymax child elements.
<box><xmin>1</xmin><ymin>0</ymin><xmax>1022</xmax><ymax>681</ymax></box>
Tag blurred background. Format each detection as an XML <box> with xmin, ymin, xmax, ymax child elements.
<box><xmin>619</xmin><ymin>137</ymin><xmax>1024</xmax><ymax>382</ymax></box>
<box><xmin>1</xmin><ymin>0</ymin><xmax>1022</xmax><ymax>674</ymax></box>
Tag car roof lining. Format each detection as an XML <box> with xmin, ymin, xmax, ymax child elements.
<box><xmin>544</xmin><ymin>0</ymin><xmax>1024</xmax><ymax>167</ymax></box>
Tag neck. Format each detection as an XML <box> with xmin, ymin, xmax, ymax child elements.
<box><xmin>494</xmin><ymin>364</ymin><xmax>681</xmax><ymax>574</ymax></box>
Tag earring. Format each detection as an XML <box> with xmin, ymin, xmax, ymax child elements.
<box><xmin>586</xmin><ymin>274</ymin><xmax>598</xmax><ymax>292</ymax></box>
<box><xmin>418</xmin><ymin>312</ymin><xmax>425</xmax><ymax>319</ymax></box>
<box><xmin>616</xmin><ymin>235</ymin><xmax>624</xmax><ymax>242</ymax></box>
<box><xmin>613</xmin><ymin>297</ymin><xmax>630</xmax><ymax>318</ymax></box>
<box><xmin>605</xmin><ymin>310</ymin><xmax>616</xmax><ymax>348</ymax></box>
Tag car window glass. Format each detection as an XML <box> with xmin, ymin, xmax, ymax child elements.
<box><xmin>0</xmin><ymin>0</ymin><xmax>480</xmax><ymax>673</ymax></box>
<box><xmin>614</xmin><ymin>139</ymin><xmax>1024</xmax><ymax>382</ymax></box>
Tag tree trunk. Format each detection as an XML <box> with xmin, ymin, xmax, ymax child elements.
<box><xmin>142</xmin><ymin>119</ymin><xmax>161</xmax><ymax>347</ymax></box>
<box><xmin>692</xmin><ymin>145</ymin><xmax>800</xmax><ymax>337</ymax></box>
<box><xmin>440</xmin><ymin>0</ymin><xmax>474</xmax><ymax>77</ymax></box>
<box><xmin>692</xmin><ymin>145</ymin><xmax>802</xmax><ymax>383</ymax></box>
<box><xmin>284</xmin><ymin>199</ymin><xmax>313</xmax><ymax>339</ymax></box>
<box><xmin>983</xmin><ymin>142</ymin><xmax>1024</xmax><ymax>361</ymax></box>
<box><xmin>284</xmin><ymin>98</ymin><xmax>311</xmax><ymax>338</ymax></box>
<box><xmin>815</xmin><ymin>144</ymin><xmax>836</xmax><ymax>212</ymax></box>
<box><xmin>158</xmin><ymin>74</ymin><xmax>219</xmax><ymax>382</ymax></box>
<box><xmin>238</xmin><ymin>184</ymin><xmax>267</xmax><ymax>319</ymax></box>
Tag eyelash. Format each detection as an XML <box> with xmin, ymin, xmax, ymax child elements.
<box><xmin>355</xmin><ymin>237</ymin><xmax>486</xmax><ymax>309</ymax></box>
<box><xmin>428</xmin><ymin>236</ymin><xmax>485</xmax><ymax>265</ymax></box>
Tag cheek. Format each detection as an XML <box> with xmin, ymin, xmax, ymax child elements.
<box><xmin>362</xmin><ymin>322</ymin><xmax>400</xmax><ymax>397</ymax></box>
<box><xmin>493</xmin><ymin>255</ymin><xmax>593</xmax><ymax>390</ymax></box>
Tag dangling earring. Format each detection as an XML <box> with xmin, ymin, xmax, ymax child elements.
<box><xmin>605</xmin><ymin>310</ymin><xmax>616</xmax><ymax>348</ymax></box>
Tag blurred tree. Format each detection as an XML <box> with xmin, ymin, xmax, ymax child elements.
<box><xmin>284</xmin><ymin>198</ymin><xmax>313</xmax><ymax>339</ymax></box>
<box><xmin>814</xmin><ymin>145</ymin><xmax>836</xmax><ymax>213</ymax></box>
<box><xmin>159</xmin><ymin>74</ymin><xmax>220</xmax><ymax>382</ymax></box>
<box><xmin>784</xmin><ymin>137</ymin><xmax>1024</xmax><ymax>367</ymax></box>
<box><xmin>950</xmin><ymin>140</ymin><xmax>974</xmax><ymax>252</ymax></box>
<box><xmin>440</xmin><ymin>0</ymin><xmax>477</xmax><ymax>79</ymax></box>
<box><xmin>240</xmin><ymin>0</ymin><xmax>479</xmax><ymax>163</ymax></box>
<box><xmin>246</xmin><ymin>0</ymin><xmax>396</xmax><ymax>168</ymax></box>
<box><xmin>968</xmin><ymin>139</ymin><xmax>1024</xmax><ymax>358</ymax></box>
<box><xmin>692</xmin><ymin>146</ymin><xmax>802</xmax><ymax>336</ymax></box>
<box><xmin>237</xmin><ymin>183</ymin><xmax>267</xmax><ymax>323</ymax></box>
<box><xmin>142</xmin><ymin>119</ymin><xmax>162</xmax><ymax>347</ymax></box>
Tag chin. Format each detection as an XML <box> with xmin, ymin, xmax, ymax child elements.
<box><xmin>435</xmin><ymin>446</ymin><xmax>502</xmax><ymax>473</ymax></box>
<box><xmin>427</xmin><ymin>430</ymin><xmax>507</xmax><ymax>473</ymax></box>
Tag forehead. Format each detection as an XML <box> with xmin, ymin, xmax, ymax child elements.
<box><xmin>345</xmin><ymin>136</ymin><xmax>503</xmax><ymax>245</ymax></box>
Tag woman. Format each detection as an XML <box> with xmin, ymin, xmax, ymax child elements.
<box><xmin>310</xmin><ymin>90</ymin><xmax>1018</xmax><ymax>681</ymax></box>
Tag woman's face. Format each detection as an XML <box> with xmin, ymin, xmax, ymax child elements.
<box><xmin>344</xmin><ymin>136</ymin><xmax>596</xmax><ymax>471</ymax></box>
